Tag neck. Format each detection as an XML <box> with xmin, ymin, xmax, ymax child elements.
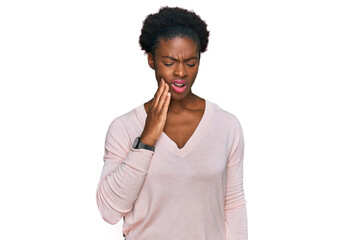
<box><xmin>168</xmin><ymin>92</ymin><xmax>202</xmax><ymax>113</ymax></box>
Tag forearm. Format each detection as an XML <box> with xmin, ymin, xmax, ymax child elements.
<box><xmin>225</xmin><ymin>136</ymin><xmax>247</xmax><ymax>240</ymax></box>
<box><xmin>225</xmin><ymin>203</ymin><xmax>248</xmax><ymax>240</ymax></box>
<box><xmin>96</xmin><ymin>148</ymin><xmax>153</xmax><ymax>224</ymax></box>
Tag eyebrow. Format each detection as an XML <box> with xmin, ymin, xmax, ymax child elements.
<box><xmin>161</xmin><ymin>56</ymin><xmax>198</xmax><ymax>62</ymax></box>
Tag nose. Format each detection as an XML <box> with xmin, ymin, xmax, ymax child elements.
<box><xmin>174</xmin><ymin>63</ymin><xmax>187</xmax><ymax>78</ymax></box>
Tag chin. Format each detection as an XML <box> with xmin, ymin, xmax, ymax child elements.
<box><xmin>170</xmin><ymin>90</ymin><xmax>192</xmax><ymax>100</ymax></box>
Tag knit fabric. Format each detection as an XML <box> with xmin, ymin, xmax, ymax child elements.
<box><xmin>96</xmin><ymin>99</ymin><xmax>247</xmax><ymax>240</ymax></box>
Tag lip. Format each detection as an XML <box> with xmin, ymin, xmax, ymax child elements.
<box><xmin>171</xmin><ymin>79</ymin><xmax>187</xmax><ymax>85</ymax></box>
<box><xmin>171</xmin><ymin>79</ymin><xmax>187</xmax><ymax>94</ymax></box>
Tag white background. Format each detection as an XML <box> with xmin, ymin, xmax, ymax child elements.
<box><xmin>0</xmin><ymin>0</ymin><xmax>361</xmax><ymax>239</ymax></box>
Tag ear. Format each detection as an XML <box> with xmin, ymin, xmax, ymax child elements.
<box><xmin>147</xmin><ymin>53</ymin><xmax>155</xmax><ymax>70</ymax></box>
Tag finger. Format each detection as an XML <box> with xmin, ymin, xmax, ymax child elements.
<box><xmin>160</xmin><ymin>92</ymin><xmax>171</xmax><ymax>117</ymax></box>
<box><xmin>157</xmin><ymin>82</ymin><xmax>170</xmax><ymax>112</ymax></box>
<box><xmin>151</xmin><ymin>79</ymin><xmax>165</xmax><ymax>109</ymax></box>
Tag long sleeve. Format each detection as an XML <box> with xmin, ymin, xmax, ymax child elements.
<box><xmin>96</xmin><ymin>118</ymin><xmax>153</xmax><ymax>225</ymax></box>
<box><xmin>225</xmin><ymin>118</ymin><xmax>248</xmax><ymax>240</ymax></box>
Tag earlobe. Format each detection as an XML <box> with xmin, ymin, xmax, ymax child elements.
<box><xmin>147</xmin><ymin>53</ymin><xmax>155</xmax><ymax>69</ymax></box>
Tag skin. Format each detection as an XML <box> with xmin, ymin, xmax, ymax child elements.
<box><xmin>140</xmin><ymin>37</ymin><xmax>205</xmax><ymax>149</ymax></box>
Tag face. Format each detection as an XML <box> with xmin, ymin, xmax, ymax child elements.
<box><xmin>148</xmin><ymin>37</ymin><xmax>200</xmax><ymax>101</ymax></box>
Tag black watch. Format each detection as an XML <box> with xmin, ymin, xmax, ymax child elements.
<box><xmin>132</xmin><ymin>137</ymin><xmax>155</xmax><ymax>152</ymax></box>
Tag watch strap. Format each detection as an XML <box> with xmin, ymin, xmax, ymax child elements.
<box><xmin>132</xmin><ymin>137</ymin><xmax>155</xmax><ymax>152</ymax></box>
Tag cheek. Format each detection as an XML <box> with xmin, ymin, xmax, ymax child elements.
<box><xmin>190</xmin><ymin>67</ymin><xmax>199</xmax><ymax>78</ymax></box>
<box><xmin>155</xmin><ymin>65</ymin><xmax>173</xmax><ymax>78</ymax></box>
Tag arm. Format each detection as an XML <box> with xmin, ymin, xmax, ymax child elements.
<box><xmin>225</xmin><ymin>118</ymin><xmax>248</xmax><ymax>240</ymax></box>
<box><xmin>96</xmin><ymin>79</ymin><xmax>171</xmax><ymax>225</ymax></box>
<box><xmin>96</xmin><ymin>118</ymin><xmax>154</xmax><ymax>225</ymax></box>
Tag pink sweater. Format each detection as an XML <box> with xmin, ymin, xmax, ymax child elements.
<box><xmin>96</xmin><ymin>99</ymin><xmax>247</xmax><ymax>240</ymax></box>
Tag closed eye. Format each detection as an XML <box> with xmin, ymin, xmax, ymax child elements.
<box><xmin>163</xmin><ymin>63</ymin><xmax>174</xmax><ymax>66</ymax></box>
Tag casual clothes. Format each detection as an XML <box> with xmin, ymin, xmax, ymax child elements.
<box><xmin>96</xmin><ymin>99</ymin><xmax>247</xmax><ymax>240</ymax></box>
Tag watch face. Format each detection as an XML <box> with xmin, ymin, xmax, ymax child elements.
<box><xmin>131</xmin><ymin>137</ymin><xmax>154</xmax><ymax>151</ymax></box>
<box><xmin>132</xmin><ymin>137</ymin><xmax>140</xmax><ymax>149</ymax></box>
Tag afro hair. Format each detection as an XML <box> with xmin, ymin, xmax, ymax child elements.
<box><xmin>139</xmin><ymin>6</ymin><xmax>210</xmax><ymax>55</ymax></box>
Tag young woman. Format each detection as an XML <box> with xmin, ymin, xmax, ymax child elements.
<box><xmin>96</xmin><ymin>6</ymin><xmax>247</xmax><ymax>240</ymax></box>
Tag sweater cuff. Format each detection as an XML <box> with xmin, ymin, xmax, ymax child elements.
<box><xmin>122</xmin><ymin>148</ymin><xmax>154</xmax><ymax>172</ymax></box>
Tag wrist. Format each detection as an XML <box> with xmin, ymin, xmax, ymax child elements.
<box><xmin>132</xmin><ymin>137</ymin><xmax>155</xmax><ymax>152</ymax></box>
<box><xmin>140</xmin><ymin>134</ymin><xmax>157</xmax><ymax>147</ymax></box>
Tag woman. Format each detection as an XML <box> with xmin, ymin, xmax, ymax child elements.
<box><xmin>96</xmin><ymin>6</ymin><xmax>247</xmax><ymax>240</ymax></box>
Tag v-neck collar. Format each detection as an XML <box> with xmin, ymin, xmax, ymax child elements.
<box><xmin>137</xmin><ymin>99</ymin><xmax>213</xmax><ymax>158</ymax></box>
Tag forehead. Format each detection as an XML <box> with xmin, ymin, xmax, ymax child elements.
<box><xmin>155</xmin><ymin>37</ymin><xmax>199</xmax><ymax>58</ymax></box>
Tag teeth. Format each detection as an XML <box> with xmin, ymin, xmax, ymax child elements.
<box><xmin>174</xmin><ymin>83</ymin><xmax>184</xmax><ymax>87</ymax></box>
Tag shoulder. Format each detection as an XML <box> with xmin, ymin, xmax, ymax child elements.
<box><xmin>207</xmin><ymin>100</ymin><xmax>244</xmax><ymax>162</ymax></box>
<box><xmin>208</xmin><ymin>100</ymin><xmax>243</xmax><ymax>133</ymax></box>
<box><xmin>108</xmin><ymin>108</ymin><xmax>135</xmax><ymax>129</ymax></box>
<box><xmin>106</xmin><ymin>104</ymin><xmax>144</xmax><ymax>136</ymax></box>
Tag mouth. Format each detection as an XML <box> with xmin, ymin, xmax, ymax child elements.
<box><xmin>171</xmin><ymin>79</ymin><xmax>187</xmax><ymax>94</ymax></box>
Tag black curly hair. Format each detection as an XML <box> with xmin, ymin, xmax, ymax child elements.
<box><xmin>139</xmin><ymin>6</ymin><xmax>209</xmax><ymax>56</ymax></box>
